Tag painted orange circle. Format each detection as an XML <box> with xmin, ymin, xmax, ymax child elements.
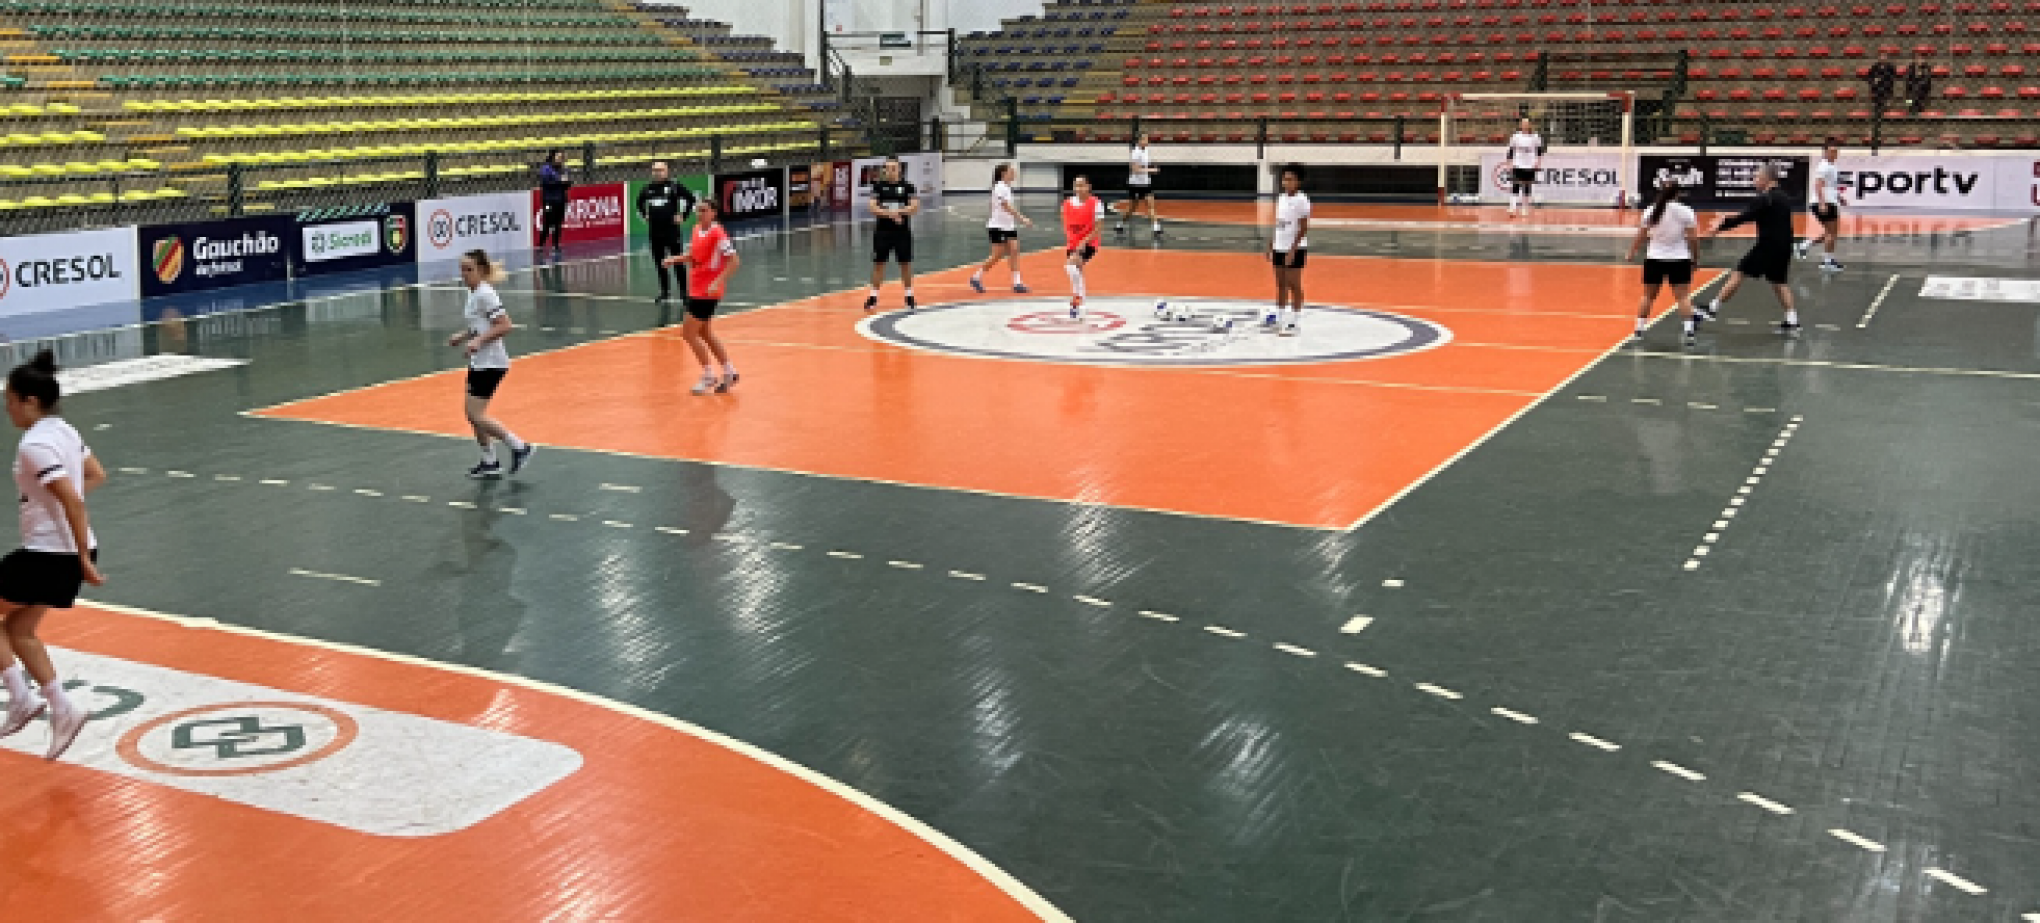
<box><xmin>116</xmin><ymin>701</ymin><xmax>361</xmax><ymax>778</ymax></box>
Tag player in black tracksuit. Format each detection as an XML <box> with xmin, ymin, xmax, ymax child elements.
<box><xmin>863</xmin><ymin>155</ymin><xmax>921</xmax><ymax>312</ymax></box>
<box><xmin>1702</xmin><ymin>163</ymin><xmax>1803</xmax><ymax>334</ymax></box>
<box><xmin>636</xmin><ymin>161</ymin><xmax>698</xmax><ymax>304</ymax></box>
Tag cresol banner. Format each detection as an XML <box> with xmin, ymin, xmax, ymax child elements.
<box><xmin>713</xmin><ymin>168</ymin><xmax>786</xmax><ymax>223</ymax></box>
<box><xmin>530</xmin><ymin>182</ymin><xmax>627</xmax><ymax>246</ymax></box>
<box><xmin>417</xmin><ymin>192</ymin><xmax>528</xmax><ymax>263</ymax></box>
<box><xmin>293</xmin><ymin>203</ymin><xmax>417</xmax><ymax>277</ymax></box>
<box><xmin>139</xmin><ymin>216</ymin><xmax>289</xmax><ymax>297</ymax></box>
<box><xmin>1477</xmin><ymin>152</ymin><xmax>1626</xmax><ymax>205</ymax></box>
<box><xmin>0</xmin><ymin>225</ymin><xmax>139</xmax><ymax>317</ymax></box>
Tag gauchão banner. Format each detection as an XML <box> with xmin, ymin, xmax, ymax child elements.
<box><xmin>140</xmin><ymin>216</ymin><xmax>289</xmax><ymax>296</ymax></box>
<box><xmin>294</xmin><ymin>204</ymin><xmax>417</xmax><ymax>277</ymax></box>
<box><xmin>1638</xmin><ymin>155</ymin><xmax>1810</xmax><ymax>207</ymax></box>
<box><xmin>0</xmin><ymin>225</ymin><xmax>139</xmax><ymax>317</ymax></box>
<box><xmin>713</xmin><ymin>168</ymin><xmax>786</xmax><ymax>223</ymax></box>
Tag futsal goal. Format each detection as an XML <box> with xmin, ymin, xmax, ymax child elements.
<box><xmin>1437</xmin><ymin>92</ymin><xmax>1636</xmax><ymax>207</ymax></box>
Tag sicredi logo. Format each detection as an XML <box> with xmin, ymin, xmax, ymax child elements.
<box><xmin>303</xmin><ymin>221</ymin><xmax>380</xmax><ymax>262</ymax></box>
<box><xmin>860</xmin><ymin>298</ymin><xmax>1449</xmax><ymax>367</ymax></box>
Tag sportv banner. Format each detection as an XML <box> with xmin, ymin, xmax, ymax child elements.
<box><xmin>1638</xmin><ymin>154</ymin><xmax>1810</xmax><ymax>208</ymax></box>
<box><xmin>139</xmin><ymin>216</ymin><xmax>289</xmax><ymax>296</ymax></box>
<box><xmin>0</xmin><ymin>225</ymin><xmax>138</xmax><ymax>317</ymax></box>
<box><xmin>712</xmin><ymin>168</ymin><xmax>786</xmax><ymax>223</ymax></box>
<box><xmin>1476</xmin><ymin>152</ymin><xmax>1625</xmax><ymax>205</ymax></box>
<box><xmin>417</xmin><ymin>192</ymin><xmax>528</xmax><ymax>263</ymax></box>
<box><xmin>294</xmin><ymin>204</ymin><xmax>417</xmax><ymax>277</ymax></box>
<box><xmin>1836</xmin><ymin>155</ymin><xmax>2040</xmax><ymax>211</ymax></box>
<box><xmin>530</xmin><ymin>182</ymin><xmax>627</xmax><ymax>246</ymax></box>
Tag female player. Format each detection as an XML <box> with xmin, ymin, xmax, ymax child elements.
<box><xmin>663</xmin><ymin>198</ymin><xmax>743</xmax><ymax>394</ymax></box>
<box><xmin>1063</xmin><ymin>175</ymin><xmax>1106</xmax><ymax>318</ymax></box>
<box><xmin>448</xmin><ymin>250</ymin><xmax>535</xmax><ymax>478</ymax></box>
<box><xmin>1117</xmin><ymin>132</ymin><xmax>1161</xmax><ymax>238</ymax></box>
<box><xmin>0</xmin><ymin>350</ymin><xmax>104</xmax><ymax>761</ymax></box>
<box><xmin>971</xmin><ymin>163</ymin><xmax>1032</xmax><ymax>294</ymax></box>
<box><xmin>1269</xmin><ymin>165</ymin><xmax>1311</xmax><ymax>337</ymax></box>
<box><xmin>1625</xmin><ymin>180</ymin><xmax>1702</xmax><ymax>346</ymax></box>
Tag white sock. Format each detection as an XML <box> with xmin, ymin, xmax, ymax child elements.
<box><xmin>1681</xmin><ymin>316</ymin><xmax>1694</xmax><ymax>333</ymax></box>
<box><xmin>1152</xmin><ymin>220</ymin><xmax>1161</xmax><ymax>230</ymax></box>
<box><xmin>1012</xmin><ymin>273</ymin><xmax>1024</xmax><ymax>285</ymax></box>
<box><xmin>1637</xmin><ymin>317</ymin><xmax>1649</xmax><ymax>332</ymax></box>
<box><xmin>1064</xmin><ymin>263</ymin><xmax>1085</xmax><ymax>297</ymax></box>
<box><xmin>904</xmin><ymin>288</ymin><xmax>915</xmax><ymax>299</ymax></box>
<box><xmin>502</xmin><ymin>434</ymin><xmax>525</xmax><ymax>452</ymax></box>
<box><xmin>479</xmin><ymin>444</ymin><xmax>499</xmax><ymax>464</ymax></box>
<box><xmin>40</xmin><ymin>680</ymin><xmax>71</xmax><ymax>712</ymax></box>
<box><xmin>1281</xmin><ymin>307</ymin><xmax>1298</xmax><ymax>327</ymax></box>
<box><xmin>1785</xmin><ymin>309</ymin><xmax>1800</xmax><ymax>325</ymax></box>
<box><xmin>868</xmin><ymin>286</ymin><xmax>880</xmax><ymax>297</ymax></box>
<box><xmin>2</xmin><ymin>664</ymin><xmax>31</xmax><ymax>702</ymax></box>
<box><xmin>722</xmin><ymin>363</ymin><xmax>737</xmax><ymax>376</ymax></box>
<box><xmin>970</xmin><ymin>271</ymin><xmax>981</xmax><ymax>282</ymax></box>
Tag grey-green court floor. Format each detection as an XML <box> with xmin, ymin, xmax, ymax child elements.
<box><xmin>18</xmin><ymin>197</ymin><xmax>2040</xmax><ymax>921</ymax></box>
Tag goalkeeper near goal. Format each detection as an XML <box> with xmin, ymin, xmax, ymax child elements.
<box><xmin>1505</xmin><ymin>118</ymin><xmax>1544</xmax><ymax>217</ymax></box>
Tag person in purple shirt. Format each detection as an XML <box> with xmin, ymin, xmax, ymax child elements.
<box><xmin>536</xmin><ymin>150</ymin><xmax>572</xmax><ymax>258</ymax></box>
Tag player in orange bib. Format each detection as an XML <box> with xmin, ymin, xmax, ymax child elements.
<box><xmin>1061</xmin><ymin>176</ymin><xmax>1106</xmax><ymax>318</ymax></box>
<box><xmin>661</xmin><ymin>198</ymin><xmax>742</xmax><ymax>394</ymax></box>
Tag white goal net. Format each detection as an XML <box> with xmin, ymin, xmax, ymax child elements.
<box><xmin>1438</xmin><ymin>92</ymin><xmax>1636</xmax><ymax>207</ymax></box>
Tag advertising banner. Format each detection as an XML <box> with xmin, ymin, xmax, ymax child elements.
<box><xmin>1477</xmin><ymin>152</ymin><xmax>1626</xmax><ymax>205</ymax></box>
<box><xmin>294</xmin><ymin>204</ymin><xmax>417</xmax><ymax>277</ymax></box>
<box><xmin>829</xmin><ymin>160</ymin><xmax>854</xmax><ymax>210</ymax></box>
<box><xmin>1831</xmin><ymin>155</ymin><xmax>2040</xmax><ymax>211</ymax></box>
<box><xmin>788</xmin><ymin>164</ymin><xmax>815</xmax><ymax>210</ymax></box>
<box><xmin>624</xmin><ymin>175</ymin><xmax>710</xmax><ymax>240</ymax></box>
<box><xmin>1638</xmin><ymin>154</ymin><xmax>1810</xmax><ymax>208</ymax></box>
<box><xmin>850</xmin><ymin>154</ymin><xmax>945</xmax><ymax>217</ymax></box>
<box><xmin>139</xmin><ymin>216</ymin><xmax>290</xmax><ymax>297</ymax></box>
<box><xmin>712</xmin><ymin>168</ymin><xmax>787</xmax><ymax>223</ymax></box>
<box><xmin>530</xmin><ymin>182</ymin><xmax>627</xmax><ymax>246</ymax></box>
<box><xmin>900</xmin><ymin>152</ymin><xmax>945</xmax><ymax>200</ymax></box>
<box><xmin>2005</xmin><ymin>156</ymin><xmax>2040</xmax><ymax>209</ymax></box>
<box><xmin>417</xmin><ymin>192</ymin><xmax>528</xmax><ymax>263</ymax></box>
<box><xmin>0</xmin><ymin>225</ymin><xmax>139</xmax><ymax>317</ymax></box>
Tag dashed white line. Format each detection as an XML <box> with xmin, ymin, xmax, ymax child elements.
<box><xmin>603</xmin><ymin>520</ymin><xmax>634</xmax><ymax>529</ymax></box>
<box><xmin>1568</xmin><ymin>732</ymin><xmax>1622</xmax><ymax>752</ymax></box>
<box><xmin>308</xmin><ymin>484</ymin><xmax>335</xmax><ymax>491</ymax></box>
<box><xmin>1011</xmin><ymin>581</ymin><xmax>1047</xmax><ymax>593</ymax></box>
<box><xmin>1857</xmin><ymin>272</ymin><xmax>1901</xmax><ymax>328</ymax></box>
<box><xmin>402</xmin><ymin>495</ymin><xmax>430</xmax><ymax>503</ymax></box>
<box><xmin>1273</xmin><ymin>643</ymin><xmax>1317</xmax><ymax>658</ymax></box>
<box><xmin>1138</xmin><ymin>610</ymin><xmax>1180</xmax><ymax>622</ymax></box>
<box><xmin>545</xmin><ymin>512</ymin><xmax>576</xmax><ymax>520</ymax></box>
<box><xmin>167</xmin><ymin>470</ymin><xmax>195</xmax><ymax>479</ymax></box>
<box><xmin>598</xmin><ymin>483</ymin><xmax>641</xmax><ymax>493</ymax></box>
<box><xmin>448</xmin><ymin>500</ymin><xmax>479</xmax><ymax>509</ymax></box>
<box><xmin>1687</xmin><ymin>401</ymin><xmax>1718</xmax><ymax>410</ymax></box>
<box><xmin>500</xmin><ymin>508</ymin><xmax>526</xmax><ymax>515</ymax></box>
<box><xmin>1923</xmin><ymin>868</ymin><xmax>1987</xmax><ymax>895</ymax></box>
<box><xmin>1381</xmin><ymin>579</ymin><xmax>1405</xmax><ymax>588</ymax></box>
<box><xmin>1491</xmin><ymin>707</ymin><xmax>1538</xmax><ymax>724</ymax></box>
<box><xmin>1744</xmin><ymin>407</ymin><xmax>1776</xmax><ymax>414</ymax></box>
<box><xmin>712</xmin><ymin>534</ymin><xmax>745</xmax><ymax>543</ymax></box>
<box><xmin>1203</xmin><ymin>625</ymin><xmax>1246</xmax><ymax>639</ymax></box>
<box><xmin>1650</xmin><ymin>760</ymin><xmax>1707</xmax><ymax>782</ymax></box>
<box><xmin>1344</xmin><ymin>662</ymin><xmax>1387</xmax><ymax>677</ymax></box>
<box><xmin>259</xmin><ymin>478</ymin><xmax>290</xmax><ymax>486</ymax></box>
<box><xmin>117</xmin><ymin>467</ymin><xmax>149</xmax><ymax>475</ymax></box>
<box><xmin>1736</xmin><ymin>792</ymin><xmax>1795</xmax><ymax>815</ymax></box>
<box><xmin>1828</xmin><ymin>829</ymin><xmax>1887</xmax><ymax>853</ymax></box>
<box><xmin>1575</xmin><ymin>394</ymin><xmax>1608</xmax><ymax>402</ymax></box>
<box><xmin>829</xmin><ymin>550</ymin><xmax>865</xmax><ymax>560</ymax></box>
<box><xmin>889</xmin><ymin>560</ymin><xmax>926</xmax><ymax>570</ymax></box>
<box><xmin>288</xmin><ymin>567</ymin><xmax>382</xmax><ymax>587</ymax></box>
<box><xmin>770</xmin><ymin>542</ymin><xmax>805</xmax><ymax>551</ymax></box>
<box><xmin>1340</xmin><ymin>615</ymin><xmax>1374</xmax><ymax>634</ymax></box>
<box><xmin>353</xmin><ymin>488</ymin><xmax>381</xmax><ymax>497</ymax></box>
<box><xmin>947</xmin><ymin>570</ymin><xmax>985</xmax><ymax>580</ymax></box>
<box><xmin>655</xmin><ymin>526</ymin><xmax>689</xmax><ymax>535</ymax></box>
<box><xmin>1414</xmin><ymin>682</ymin><xmax>1462</xmax><ymax>700</ymax></box>
<box><xmin>214</xmin><ymin>475</ymin><xmax>243</xmax><ymax>482</ymax></box>
<box><xmin>1072</xmin><ymin>595</ymin><xmax>1111</xmax><ymax>607</ymax></box>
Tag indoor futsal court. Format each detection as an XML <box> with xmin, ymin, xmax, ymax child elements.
<box><xmin>3</xmin><ymin>197</ymin><xmax>2036</xmax><ymax>921</ymax></box>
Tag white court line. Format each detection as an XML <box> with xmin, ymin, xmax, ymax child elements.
<box><xmin>1857</xmin><ymin>273</ymin><xmax>1901</xmax><ymax>328</ymax></box>
<box><xmin>1923</xmin><ymin>868</ymin><xmax>1987</xmax><ymax>895</ymax></box>
<box><xmin>1204</xmin><ymin>625</ymin><xmax>1247</xmax><ymax>639</ymax></box>
<box><xmin>1568</xmin><ymin>732</ymin><xmax>1622</xmax><ymax>752</ymax></box>
<box><xmin>1491</xmin><ymin>707</ymin><xmax>1538</xmax><ymax>724</ymax></box>
<box><xmin>1736</xmin><ymin>792</ymin><xmax>1795</xmax><ymax>815</ymax></box>
<box><xmin>1339</xmin><ymin>616</ymin><xmax>1373</xmax><ymax>634</ymax></box>
<box><xmin>1273</xmin><ymin>643</ymin><xmax>1317</xmax><ymax>658</ymax></box>
<box><xmin>1138</xmin><ymin>610</ymin><xmax>1180</xmax><ymax>622</ymax></box>
<box><xmin>1650</xmin><ymin>760</ymin><xmax>1706</xmax><ymax>782</ymax></box>
<box><xmin>1414</xmin><ymin>683</ymin><xmax>1462</xmax><ymax>700</ymax></box>
<box><xmin>288</xmin><ymin>567</ymin><xmax>381</xmax><ymax>587</ymax></box>
<box><xmin>79</xmin><ymin>598</ymin><xmax>1072</xmax><ymax>922</ymax></box>
<box><xmin>1344</xmin><ymin>662</ymin><xmax>1387</xmax><ymax>677</ymax></box>
<box><xmin>1828</xmin><ymin>829</ymin><xmax>1887</xmax><ymax>852</ymax></box>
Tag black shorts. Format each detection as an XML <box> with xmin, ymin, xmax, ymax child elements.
<box><xmin>1737</xmin><ymin>246</ymin><xmax>1794</xmax><ymax>285</ymax></box>
<box><xmin>1511</xmin><ymin>167</ymin><xmax>1537</xmax><ymax>187</ymax></box>
<box><xmin>1067</xmin><ymin>244</ymin><xmax>1097</xmax><ymax>262</ymax></box>
<box><xmin>1127</xmin><ymin>186</ymin><xmax>1154</xmax><ymax>200</ymax></box>
<box><xmin>987</xmin><ymin>228</ymin><xmax>1019</xmax><ymax>244</ymax></box>
<box><xmin>466</xmin><ymin>368</ymin><xmax>508</xmax><ymax>399</ymax></box>
<box><xmin>1643</xmin><ymin>258</ymin><xmax>1694</xmax><ymax>286</ymax></box>
<box><xmin>1271</xmin><ymin>248</ymin><xmax>1308</xmax><ymax>268</ymax></box>
<box><xmin>1812</xmin><ymin>203</ymin><xmax>1841</xmax><ymax>225</ymax></box>
<box><xmin>0</xmin><ymin>548</ymin><xmax>98</xmax><ymax>609</ymax></box>
<box><xmin>872</xmin><ymin>225</ymin><xmax>914</xmax><ymax>264</ymax></box>
<box><xmin>685</xmin><ymin>297</ymin><xmax>720</xmax><ymax>321</ymax></box>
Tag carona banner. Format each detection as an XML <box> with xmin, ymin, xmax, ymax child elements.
<box><xmin>0</xmin><ymin>225</ymin><xmax>139</xmax><ymax>317</ymax></box>
<box><xmin>294</xmin><ymin>204</ymin><xmax>417</xmax><ymax>277</ymax></box>
<box><xmin>139</xmin><ymin>216</ymin><xmax>289</xmax><ymax>297</ymax></box>
<box><xmin>530</xmin><ymin>182</ymin><xmax>627</xmax><ymax>246</ymax></box>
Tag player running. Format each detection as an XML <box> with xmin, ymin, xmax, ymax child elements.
<box><xmin>1505</xmin><ymin>118</ymin><xmax>1544</xmax><ymax>218</ymax></box>
<box><xmin>1268</xmin><ymin>165</ymin><xmax>1310</xmax><ymax>337</ymax></box>
<box><xmin>1116</xmin><ymin>132</ymin><xmax>1162</xmax><ymax>238</ymax></box>
<box><xmin>662</xmin><ymin>198</ymin><xmax>742</xmax><ymax>394</ymax></box>
<box><xmin>449</xmin><ymin>250</ymin><xmax>535</xmax><ymax>479</ymax></box>
<box><xmin>1796</xmin><ymin>144</ymin><xmax>1846</xmax><ymax>272</ymax></box>
<box><xmin>863</xmin><ymin>156</ymin><xmax>921</xmax><ymax>312</ymax></box>
<box><xmin>1700</xmin><ymin>163</ymin><xmax>1802</xmax><ymax>335</ymax></box>
<box><xmin>1062</xmin><ymin>176</ymin><xmax>1106</xmax><ymax>318</ymax></box>
<box><xmin>1625</xmin><ymin>180</ymin><xmax>1703</xmax><ymax>346</ymax></box>
<box><xmin>971</xmin><ymin>163</ymin><xmax>1032</xmax><ymax>294</ymax></box>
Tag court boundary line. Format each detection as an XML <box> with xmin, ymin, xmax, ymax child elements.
<box><xmin>1341</xmin><ymin>270</ymin><xmax>1729</xmax><ymax>532</ymax></box>
<box><xmin>76</xmin><ymin>597</ymin><xmax>1074</xmax><ymax>923</ymax></box>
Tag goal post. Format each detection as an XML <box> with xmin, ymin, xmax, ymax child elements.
<box><xmin>1437</xmin><ymin>91</ymin><xmax>1636</xmax><ymax>207</ymax></box>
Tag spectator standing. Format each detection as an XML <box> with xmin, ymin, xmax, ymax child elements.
<box><xmin>1867</xmin><ymin>51</ymin><xmax>1899</xmax><ymax>114</ymax></box>
<box><xmin>536</xmin><ymin>150</ymin><xmax>572</xmax><ymax>259</ymax></box>
<box><xmin>1905</xmin><ymin>52</ymin><xmax>1934</xmax><ymax>115</ymax></box>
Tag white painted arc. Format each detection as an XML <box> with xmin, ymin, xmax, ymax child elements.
<box><xmin>79</xmin><ymin>599</ymin><xmax>1074</xmax><ymax>923</ymax></box>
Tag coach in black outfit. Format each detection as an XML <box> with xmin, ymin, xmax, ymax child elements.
<box><xmin>1701</xmin><ymin>163</ymin><xmax>1802</xmax><ymax>334</ymax></box>
<box><xmin>636</xmin><ymin>161</ymin><xmax>697</xmax><ymax>304</ymax></box>
<box><xmin>1905</xmin><ymin>51</ymin><xmax>1934</xmax><ymax>115</ymax></box>
<box><xmin>1867</xmin><ymin>50</ymin><xmax>1899</xmax><ymax>114</ymax></box>
<box><xmin>863</xmin><ymin>155</ymin><xmax>921</xmax><ymax>312</ymax></box>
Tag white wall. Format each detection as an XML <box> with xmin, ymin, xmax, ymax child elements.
<box><xmin>949</xmin><ymin>0</ymin><xmax>1048</xmax><ymax>35</ymax></box>
<box><xmin>642</xmin><ymin>0</ymin><xmax>1047</xmax><ymax>54</ymax></box>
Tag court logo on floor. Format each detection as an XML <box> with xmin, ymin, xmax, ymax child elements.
<box><xmin>860</xmin><ymin>297</ymin><xmax>1449</xmax><ymax>367</ymax></box>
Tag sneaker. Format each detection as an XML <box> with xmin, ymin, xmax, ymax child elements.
<box><xmin>1013</xmin><ymin>283</ymin><xmax>1030</xmax><ymax>294</ymax></box>
<box><xmin>551</xmin><ymin>248</ymin><xmax>562</xmax><ymax>261</ymax></box>
<box><xmin>1821</xmin><ymin>259</ymin><xmax>1844</xmax><ymax>272</ymax></box>
<box><xmin>1775</xmin><ymin>320</ymin><xmax>1803</xmax><ymax>335</ymax></box>
<box><xmin>467</xmin><ymin>461</ymin><xmax>503</xmax><ymax>480</ymax></box>
<box><xmin>1114</xmin><ymin>224</ymin><xmax>1128</xmax><ymax>235</ymax></box>
<box><xmin>1795</xmin><ymin>240</ymin><xmax>1811</xmax><ymax>260</ymax></box>
<box><xmin>716</xmin><ymin>371</ymin><xmax>739</xmax><ymax>393</ymax></box>
<box><xmin>1069</xmin><ymin>296</ymin><xmax>1084</xmax><ymax>319</ymax></box>
<box><xmin>905</xmin><ymin>296</ymin><xmax>918</xmax><ymax>312</ymax></box>
<box><xmin>1683</xmin><ymin>329</ymin><xmax>1698</xmax><ymax>347</ymax></box>
<box><xmin>691</xmin><ymin>374</ymin><xmax>721</xmax><ymax>395</ymax></box>
<box><xmin>1279</xmin><ymin>322</ymin><xmax>1299</xmax><ymax>337</ymax></box>
<box><xmin>969</xmin><ymin>276</ymin><xmax>985</xmax><ymax>294</ymax></box>
<box><xmin>1629</xmin><ymin>329</ymin><xmax>1646</xmax><ymax>342</ymax></box>
<box><xmin>509</xmin><ymin>443</ymin><xmax>536</xmax><ymax>475</ymax></box>
<box><xmin>1695</xmin><ymin>300</ymin><xmax>1719</xmax><ymax>321</ymax></box>
<box><xmin>0</xmin><ymin>694</ymin><xmax>45</xmax><ymax>738</ymax></box>
<box><xmin>862</xmin><ymin>295</ymin><xmax>878</xmax><ymax>313</ymax></box>
<box><xmin>1152</xmin><ymin>225</ymin><xmax>1163</xmax><ymax>237</ymax></box>
<box><xmin>44</xmin><ymin>702</ymin><xmax>84</xmax><ymax>761</ymax></box>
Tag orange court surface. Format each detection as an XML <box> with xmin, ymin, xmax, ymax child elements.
<box><xmin>252</xmin><ymin>248</ymin><xmax>1700</xmax><ymax>529</ymax></box>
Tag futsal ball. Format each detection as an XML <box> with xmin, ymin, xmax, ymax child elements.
<box><xmin>750</xmin><ymin>158</ymin><xmax>768</xmax><ymax>168</ymax></box>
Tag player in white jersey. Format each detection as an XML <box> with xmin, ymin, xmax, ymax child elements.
<box><xmin>1267</xmin><ymin>165</ymin><xmax>1311</xmax><ymax>337</ymax></box>
<box><xmin>971</xmin><ymin>163</ymin><xmax>1033</xmax><ymax>294</ymax></box>
<box><xmin>0</xmin><ymin>350</ymin><xmax>104</xmax><ymax>760</ymax></box>
<box><xmin>1505</xmin><ymin>118</ymin><xmax>1544</xmax><ymax>217</ymax></box>
<box><xmin>1116</xmin><ymin>132</ymin><xmax>1162</xmax><ymax>238</ymax></box>
<box><xmin>1626</xmin><ymin>180</ymin><xmax>1704</xmax><ymax>346</ymax></box>
<box><xmin>1797</xmin><ymin>144</ymin><xmax>1846</xmax><ymax>271</ymax></box>
<box><xmin>448</xmin><ymin>249</ymin><xmax>535</xmax><ymax>479</ymax></box>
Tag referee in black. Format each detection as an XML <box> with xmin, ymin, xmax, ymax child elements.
<box><xmin>1701</xmin><ymin>163</ymin><xmax>1802</xmax><ymax>334</ymax></box>
<box><xmin>863</xmin><ymin>155</ymin><xmax>921</xmax><ymax>312</ymax></box>
<box><xmin>636</xmin><ymin>161</ymin><xmax>697</xmax><ymax>304</ymax></box>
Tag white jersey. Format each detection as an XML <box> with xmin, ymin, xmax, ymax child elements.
<box><xmin>987</xmin><ymin>180</ymin><xmax>1017</xmax><ymax>231</ymax></box>
<box><xmin>1813</xmin><ymin>159</ymin><xmax>1840</xmax><ymax>206</ymax></box>
<box><xmin>1128</xmin><ymin>147</ymin><xmax>1154</xmax><ymax>187</ymax></box>
<box><xmin>464</xmin><ymin>282</ymin><xmax>510</xmax><ymax>371</ymax></box>
<box><xmin>1642</xmin><ymin>201</ymin><xmax>1698</xmax><ymax>261</ymax></box>
<box><xmin>1273</xmin><ymin>191</ymin><xmax>1312</xmax><ymax>252</ymax></box>
<box><xmin>1507</xmin><ymin>132</ymin><xmax>1544</xmax><ymax>169</ymax></box>
<box><xmin>15</xmin><ymin>416</ymin><xmax>94</xmax><ymax>553</ymax></box>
